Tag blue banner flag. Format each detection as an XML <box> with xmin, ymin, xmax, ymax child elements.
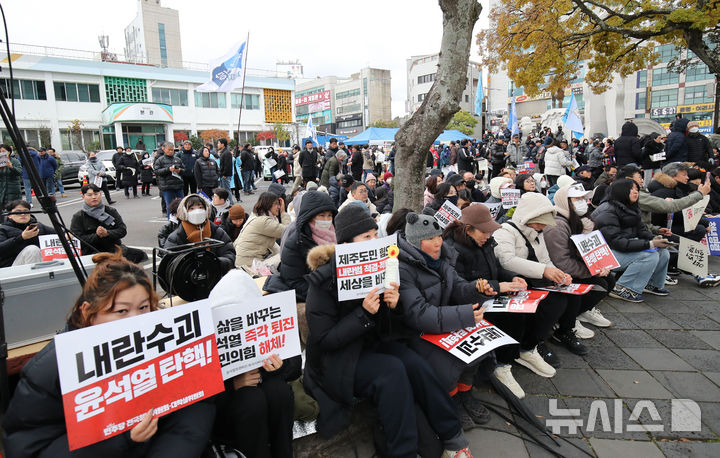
<box><xmin>197</xmin><ymin>41</ymin><xmax>247</xmax><ymax>92</ymax></box>
<box><xmin>562</xmin><ymin>92</ymin><xmax>584</xmax><ymax>138</ymax></box>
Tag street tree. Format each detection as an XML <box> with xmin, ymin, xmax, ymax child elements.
<box><xmin>199</xmin><ymin>129</ymin><xmax>229</xmax><ymax>145</ymax></box>
<box><xmin>446</xmin><ymin>110</ymin><xmax>478</xmax><ymax>135</ymax></box>
<box><xmin>393</xmin><ymin>0</ymin><xmax>483</xmax><ymax>211</ymax></box>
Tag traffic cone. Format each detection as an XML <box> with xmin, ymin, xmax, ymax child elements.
<box><xmin>82</xmin><ymin>176</ymin><xmax>88</xmax><ymax>186</ymax></box>
<box><xmin>31</xmin><ymin>189</ymin><xmax>35</xmax><ymax>196</ymax></box>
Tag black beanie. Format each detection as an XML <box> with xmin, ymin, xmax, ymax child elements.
<box><xmin>335</xmin><ymin>202</ymin><xmax>378</xmax><ymax>243</ymax></box>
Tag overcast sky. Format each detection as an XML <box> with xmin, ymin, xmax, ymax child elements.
<box><xmin>2</xmin><ymin>0</ymin><xmax>490</xmax><ymax>118</ymax></box>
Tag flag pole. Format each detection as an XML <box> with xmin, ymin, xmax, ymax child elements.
<box><xmin>235</xmin><ymin>32</ymin><xmax>250</xmax><ymax>146</ymax></box>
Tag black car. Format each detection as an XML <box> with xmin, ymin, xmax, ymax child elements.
<box><xmin>57</xmin><ymin>151</ymin><xmax>86</xmax><ymax>184</ymax></box>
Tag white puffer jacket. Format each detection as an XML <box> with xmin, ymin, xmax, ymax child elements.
<box><xmin>543</xmin><ymin>146</ymin><xmax>573</xmax><ymax>176</ymax></box>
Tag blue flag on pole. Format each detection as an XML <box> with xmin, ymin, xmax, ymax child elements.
<box><xmin>509</xmin><ymin>96</ymin><xmax>519</xmax><ymax>137</ymax></box>
<box><xmin>305</xmin><ymin>116</ymin><xmax>316</xmax><ymax>143</ymax></box>
<box><xmin>562</xmin><ymin>92</ymin><xmax>584</xmax><ymax>138</ymax></box>
<box><xmin>197</xmin><ymin>41</ymin><xmax>247</xmax><ymax>92</ymax></box>
<box><xmin>474</xmin><ymin>72</ymin><xmax>483</xmax><ymax>116</ymax></box>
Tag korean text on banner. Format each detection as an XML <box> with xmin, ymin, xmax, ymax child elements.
<box><xmin>93</xmin><ymin>175</ymin><xmax>103</xmax><ymax>187</ymax></box>
<box><xmin>434</xmin><ymin>200</ymin><xmax>462</xmax><ymax>229</ymax></box>
<box><xmin>570</xmin><ymin>230</ymin><xmax>620</xmax><ymax>273</ymax></box>
<box><xmin>211</xmin><ymin>290</ymin><xmax>301</xmax><ymax>380</ymax></box>
<box><xmin>39</xmin><ymin>234</ymin><xmax>82</xmax><ymax>261</ymax></box>
<box><xmin>682</xmin><ymin>195</ymin><xmax>709</xmax><ymax>232</ymax></box>
<box><xmin>706</xmin><ymin>217</ymin><xmax>720</xmax><ymax>255</ymax></box>
<box><xmin>500</xmin><ymin>188</ymin><xmax>521</xmax><ymax>209</ymax></box>
<box><xmin>480</xmin><ymin>201</ymin><xmax>502</xmax><ymax>219</ymax></box>
<box><xmin>678</xmin><ymin>236</ymin><xmax>709</xmax><ymax>277</ymax></box>
<box><xmin>422</xmin><ymin>320</ymin><xmax>517</xmax><ymax>364</ymax></box>
<box><xmin>482</xmin><ymin>290</ymin><xmax>548</xmax><ymax>314</ymax></box>
<box><xmin>335</xmin><ymin>233</ymin><xmax>397</xmax><ymax>301</ymax></box>
<box><xmin>534</xmin><ymin>283</ymin><xmax>594</xmax><ymax>295</ymax></box>
<box><xmin>54</xmin><ymin>300</ymin><xmax>224</xmax><ymax>451</ymax></box>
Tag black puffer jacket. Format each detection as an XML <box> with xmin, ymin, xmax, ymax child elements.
<box><xmin>641</xmin><ymin>136</ymin><xmax>665</xmax><ymax>169</ymax></box>
<box><xmin>444</xmin><ymin>236</ymin><xmax>517</xmax><ymax>293</ymax></box>
<box><xmin>70</xmin><ymin>206</ymin><xmax>127</xmax><ymax>255</ymax></box>
<box><xmin>665</xmin><ymin>118</ymin><xmax>689</xmax><ymax>163</ymax></box>
<box><xmin>165</xmin><ymin>222</ymin><xmax>236</xmax><ymax>272</ymax></box>
<box><xmin>193</xmin><ymin>155</ymin><xmax>219</xmax><ymax>189</ymax></box>
<box><xmin>649</xmin><ymin>173</ymin><xmax>708</xmax><ymax>241</ymax></box>
<box><xmin>0</xmin><ymin>216</ymin><xmax>55</xmax><ymax>267</ymax></box>
<box><xmin>686</xmin><ymin>132</ymin><xmax>713</xmax><ymax>164</ymax></box>
<box><xmin>157</xmin><ymin>220</ymin><xmax>178</xmax><ymax>248</ymax></box>
<box><xmin>2</xmin><ymin>336</ymin><xmax>216</xmax><ymax>458</ymax></box>
<box><xmin>153</xmin><ymin>153</ymin><xmax>184</xmax><ymax>190</ymax></box>
<box><xmin>614</xmin><ymin>122</ymin><xmax>642</xmax><ymax>167</ymax></box>
<box><xmin>591</xmin><ymin>201</ymin><xmax>653</xmax><ymax>252</ymax></box>
<box><xmin>139</xmin><ymin>154</ymin><xmax>154</xmax><ymax>183</ymax></box>
<box><xmin>116</xmin><ymin>153</ymin><xmax>139</xmax><ymax>187</ymax></box>
<box><xmin>278</xmin><ymin>191</ymin><xmax>336</xmax><ymax>301</ymax></box>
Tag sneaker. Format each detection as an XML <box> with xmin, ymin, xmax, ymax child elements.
<box><xmin>451</xmin><ymin>395</ymin><xmax>475</xmax><ymax>431</ymax></box>
<box><xmin>442</xmin><ymin>447</ymin><xmax>473</xmax><ymax>458</ymax></box>
<box><xmin>695</xmin><ymin>275</ymin><xmax>717</xmax><ymax>288</ymax></box>
<box><xmin>609</xmin><ymin>285</ymin><xmax>644</xmax><ymax>303</ymax></box>
<box><xmin>552</xmin><ymin>329</ymin><xmax>589</xmax><ymax>356</ymax></box>
<box><xmin>667</xmin><ymin>267</ymin><xmax>680</xmax><ymax>277</ymax></box>
<box><xmin>577</xmin><ymin>307</ymin><xmax>612</xmax><ymax>327</ymax></box>
<box><xmin>457</xmin><ymin>390</ymin><xmax>490</xmax><ymax>424</ymax></box>
<box><xmin>643</xmin><ymin>285</ymin><xmax>670</xmax><ymax>296</ymax></box>
<box><xmin>536</xmin><ymin>341</ymin><xmax>560</xmax><ymax>368</ymax></box>
<box><xmin>665</xmin><ymin>275</ymin><xmax>678</xmax><ymax>286</ymax></box>
<box><xmin>515</xmin><ymin>347</ymin><xmax>556</xmax><ymax>378</ymax></box>
<box><xmin>707</xmin><ymin>274</ymin><xmax>720</xmax><ymax>287</ymax></box>
<box><xmin>494</xmin><ymin>364</ymin><xmax>525</xmax><ymax>399</ymax></box>
<box><xmin>573</xmin><ymin>319</ymin><xmax>595</xmax><ymax>339</ymax></box>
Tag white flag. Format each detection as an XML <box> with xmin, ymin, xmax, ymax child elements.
<box><xmin>196</xmin><ymin>41</ymin><xmax>247</xmax><ymax>92</ymax></box>
<box><xmin>305</xmin><ymin>116</ymin><xmax>316</xmax><ymax>140</ymax></box>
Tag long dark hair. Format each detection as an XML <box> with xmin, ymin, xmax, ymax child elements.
<box><xmin>253</xmin><ymin>192</ymin><xmax>279</xmax><ymax>216</ymax></box>
<box><xmin>565</xmin><ymin>196</ymin><xmax>585</xmax><ymax>234</ymax></box>
<box><xmin>608</xmin><ymin>179</ymin><xmax>639</xmax><ymax>208</ymax></box>
<box><xmin>386</xmin><ymin>208</ymin><xmax>413</xmax><ymax>235</ymax></box>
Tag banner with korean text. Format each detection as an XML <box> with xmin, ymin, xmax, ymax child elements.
<box><xmin>682</xmin><ymin>195</ymin><xmax>709</xmax><ymax>232</ymax></box>
<box><xmin>434</xmin><ymin>200</ymin><xmax>462</xmax><ymax>228</ymax></box>
<box><xmin>39</xmin><ymin>234</ymin><xmax>81</xmax><ymax>261</ymax></box>
<box><xmin>422</xmin><ymin>320</ymin><xmax>517</xmax><ymax>364</ymax></box>
<box><xmin>482</xmin><ymin>290</ymin><xmax>548</xmax><ymax>313</ymax></box>
<box><xmin>570</xmin><ymin>230</ymin><xmax>620</xmax><ymax>274</ymax></box>
<box><xmin>335</xmin><ymin>233</ymin><xmax>397</xmax><ymax>301</ymax></box>
<box><xmin>500</xmin><ymin>188</ymin><xmax>521</xmax><ymax>209</ymax></box>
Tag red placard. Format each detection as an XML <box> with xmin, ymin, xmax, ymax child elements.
<box><xmin>483</xmin><ymin>290</ymin><xmax>548</xmax><ymax>313</ymax></box>
<box><xmin>533</xmin><ymin>283</ymin><xmax>594</xmax><ymax>295</ymax></box>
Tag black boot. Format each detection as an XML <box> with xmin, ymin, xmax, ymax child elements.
<box><xmin>552</xmin><ymin>329</ymin><xmax>589</xmax><ymax>356</ymax></box>
<box><xmin>457</xmin><ymin>390</ymin><xmax>490</xmax><ymax>424</ymax></box>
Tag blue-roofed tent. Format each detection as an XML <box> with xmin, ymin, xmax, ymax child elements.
<box><xmin>345</xmin><ymin>127</ymin><xmax>474</xmax><ymax>146</ymax></box>
<box><xmin>433</xmin><ymin>129</ymin><xmax>474</xmax><ymax>144</ymax></box>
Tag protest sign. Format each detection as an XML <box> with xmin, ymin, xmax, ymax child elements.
<box><xmin>682</xmin><ymin>195</ymin><xmax>709</xmax><ymax>232</ymax></box>
<box><xmin>211</xmin><ymin>290</ymin><xmax>302</xmax><ymax>380</ymax></box>
<box><xmin>265</xmin><ymin>158</ymin><xmax>277</xmax><ymax>168</ymax></box>
<box><xmin>273</xmin><ymin>169</ymin><xmax>285</xmax><ymax>179</ymax></box>
<box><xmin>0</xmin><ymin>151</ymin><xmax>8</xmax><ymax>167</ymax></box>
<box><xmin>705</xmin><ymin>217</ymin><xmax>720</xmax><ymax>256</ymax></box>
<box><xmin>678</xmin><ymin>236</ymin><xmax>709</xmax><ymax>277</ymax></box>
<box><xmin>434</xmin><ymin>200</ymin><xmax>462</xmax><ymax>228</ymax></box>
<box><xmin>54</xmin><ymin>301</ymin><xmax>224</xmax><ymax>451</ymax></box>
<box><xmin>142</xmin><ymin>158</ymin><xmax>153</xmax><ymax>166</ymax></box>
<box><xmin>480</xmin><ymin>201</ymin><xmax>503</xmax><ymax>219</ymax></box>
<box><xmin>517</xmin><ymin>161</ymin><xmax>535</xmax><ymax>174</ymax></box>
<box><xmin>482</xmin><ymin>290</ymin><xmax>548</xmax><ymax>314</ymax></box>
<box><xmin>500</xmin><ymin>188</ymin><xmax>521</xmax><ymax>209</ymax></box>
<box><xmin>422</xmin><ymin>320</ymin><xmax>517</xmax><ymax>364</ymax></box>
<box><xmin>39</xmin><ymin>234</ymin><xmax>82</xmax><ymax>261</ymax></box>
<box><xmin>335</xmin><ymin>233</ymin><xmax>397</xmax><ymax>301</ymax></box>
<box><xmin>570</xmin><ymin>230</ymin><xmax>620</xmax><ymax>274</ymax></box>
<box><xmin>533</xmin><ymin>283</ymin><xmax>594</xmax><ymax>295</ymax></box>
<box><xmin>93</xmin><ymin>175</ymin><xmax>103</xmax><ymax>187</ymax></box>
<box><xmin>650</xmin><ymin>152</ymin><xmax>666</xmax><ymax>162</ymax></box>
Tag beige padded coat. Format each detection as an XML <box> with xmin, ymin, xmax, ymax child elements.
<box><xmin>233</xmin><ymin>212</ymin><xmax>291</xmax><ymax>267</ymax></box>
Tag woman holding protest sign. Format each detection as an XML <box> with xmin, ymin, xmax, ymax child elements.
<box><xmin>3</xmin><ymin>251</ymin><xmax>216</xmax><ymax>457</ymax></box>
<box><xmin>304</xmin><ymin>204</ymin><xmax>473</xmax><ymax>458</ymax></box>
<box><xmin>424</xmin><ymin>182</ymin><xmax>458</xmax><ymax>213</ymax></box>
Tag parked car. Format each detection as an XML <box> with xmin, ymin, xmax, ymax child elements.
<box><xmin>260</xmin><ymin>147</ymin><xmax>295</xmax><ymax>181</ymax></box>
<box><xmin>57</xmin><ymin>151</ymin><xmax>86</xmax><ymax>184</ymax></box>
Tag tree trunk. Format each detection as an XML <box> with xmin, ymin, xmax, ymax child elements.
<box><xmin>393</xmin><ymin>0</ymin><xmax>482</xmax><ymax>212</ymax></box>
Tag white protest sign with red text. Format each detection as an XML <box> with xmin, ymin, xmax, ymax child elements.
<box><xmin>212</xmin><ymin>290</ymin><xmax>302</xmax><ymax>380</ymax></box>
<box><xmin>422</xmin><ymin>320</ymin><xmax>517</xmax><ymax>364</ymax></box>
<box><xmin>482</xmin><ymin>290</ymin><xmax>548</xmax><ymax>313</ymax></box>
<box><xmin>335</xmin><ymin>233</ymin><xmax>397</xmax><ymax>301</ymax></box>
<box><xmin>534</xmin><ymin>283</ymin><xmax>594</xmax><ymax>295</ymax></box>
<box><xmin>500</xmin><ymin>188</ymin><xmax>521</xmax><ymax>209</ymax></box>
<box><xmin>434</xmin><ymin>200</ymin><xmax>462</xmax><ymax>228</ymax></box>
<box><xmin>39</xmin><ymin>234</ymin><xmax>81</xmax><ymax>261</ymax></box>
<box><xmin>54</xmin><ymin>300</ymin><xmax>224</xmax><ymax>451</ymax></box>
<box><xmin>570</xmin><ymin>230</ymin><xmax>620</xmax><ymax>274</ymax></box>
<box><xmin>682</xmin><ymin>195</ymin><xmax>709</xmax><ymax>232</ymax></box>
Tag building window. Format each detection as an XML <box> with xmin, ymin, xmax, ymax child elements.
<box><xmin>336</xmin><ymin>89</ymin><xmax>361</xmax><ymax>99</ymax></box>
<box><xmin>635</xmin><ymin>91</ymin><xmax>647</xmax><ymax>110</ymax></box>
<box><xmin>684</xmin><ymin>85</ymin><xmax>712</xmax><ymax>105</ymax></box>
<box><xmin>1</xmin><ymin>128</ymin><xmax>52</xmax><ymax>148</ymax></box>
<box><xmin>158</xmin><ymin>23</ymin><xmax>167</xmax><ymax>67</ymax></box>
<box><xmin>686</xmin><ymin>63</ymin><xmax>712</xmax><ymax>82</ymax></box>
<box><xmin>0</xmin><ymin>78</ymin><xmax>46</xmax><ymax>100</ymax></box>
<box><xmin>59</xmin><ymin>129</ymin><xmax>100</xmax><ymax>151</ymax></box>
<box><xmin>338</xmin><ymin>119</ymin><xmax>363</xmax><ymax>128</ymax></box>
<box><xmin>465</xmin><ymin>95</ymin><xmax>469</xmax><ymax>103</ymax></box>
<box><xmin>194</xmin><ymin>91</ymin><xmax>226</xmax><ymax>108</ymax></box>
<box><xmin>655</xmin><ymin>44</ymin><xmax>679</xmax><ymax>63</ymax></box>
<box><xmin>104</xmin><ymin>76</ymin><xmax>147</xmax><ymax>103</ymax></box>
<box><xmin>263</xmin><ymin>89</ymin><xmax>292</xmax><ymax>123</ymax></box>
<box><xmin>636</xmin><ymin>70</ymin><xmax>647</xmax><ymax>88</ymax></box>
<box><xmin>651</xmin><ymin>88</ymin><xmax>678</xmax><ymax>107</ymax></box>
<box><xmin>152</xmin><ymin>87</ymin><xmax>188</xmax><ymax>106</ymax></box>
<box><xmin>230</xmin><ymin>93</ymin><xmax>260</xmax><ymax>110</ymax></box>
<box><xmin>54</xmin><ymin>82</ymin><xmax>101</xmax><ymax>102</ymax></box>
<box><xmin>296</xmin><ymin>104</ymin><xmax>308</xmax><ymax>115</ymax></box>
<box><xmin>337</xmin><ymin>103</ymin><xmax>361</xmax><ymax>114</ymax></box>
<box><xmin>651</xmin><ymin>67</ymin><xmax>679</xmax><ymax>86</ymax></box>
<box><xmin>418</xmin><ymin>93</ymin><xmax>425</xmax><ymax>102</ymax></box>
<box><xmin>418</xmin><ymin>73</ymin><xmax>435</xmax><ymax>84</ymax></box>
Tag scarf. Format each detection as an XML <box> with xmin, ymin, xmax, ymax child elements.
<box><xmin>82</xmin><ymin>203</ymin><xmax>115</xmax><ymax>226</ymax></box>
<box><xmin>420</xmin><ymin>250</ymin><xmax>441</xmax><ymax>272</ymax></box>
<box><xmin>310</xmin><ymin>223</ymin><xmax>337</xmax><ymax>246</ymax></box>
<box><xmin>182</xmin><ymin>221</ymin><xmax>211</xmax><ymax>243</ymax></box>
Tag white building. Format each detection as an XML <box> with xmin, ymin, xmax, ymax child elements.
<box><xmin>406</xmin><ymin>53</ymin><xmax>481</xmax><ymax>115</ymax></box>
<box><xmin>124</xmin><ymin>0</ymin><xmax>183</xmax><ymax>68</ymax></box>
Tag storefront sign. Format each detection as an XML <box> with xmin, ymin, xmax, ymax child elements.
<box><xmin>295</xmin><ymin>90</ymin><xmax>331</xmax><ymax>106</ymax></box>
<box><xmin>677</xmin><ymin>103</ymin><xmax>715</xmax><ymax>114</ymax></box>
<box><xmin>102</xmin><ymin>103</ymin><xmax>174</xmax><ymax>124</ymax></box>
<box><xmin>651</xmin><ymin>106</ymin><xmax>676</xmax><ymax>117</ymax></box>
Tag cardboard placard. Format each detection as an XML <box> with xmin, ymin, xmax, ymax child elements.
<box><xmin>93</xmin><ymin>176</ymin><xmax>103</xmax><ymax>187</ymax></box>
<box><xmin>682</xmin><ymin>195</ymin><xmax>709</xmax><ymax>232</ymax></box>
<box><xmin>422</xmin><ymin>320</ymin><xmax>517</xmax><ymax>364</ymax></box>
<box><xmin>482</xmin><ymin>290</ymin><xmax>548</xmax><ymax>313</ymax></box>
<box><xmin>678</xmin><ymin>236</ymin><xmax>709</xmax><ymax>277</ymax></box>
<box><xmin>480</xmin><ymin>201</ymin><xmax>503</xmax><ymax>220</ymax></box>
<box><xmin>211</xmin><ymin>290</ymin><xmax>302</xmax><ymax>380</ymax></box>
<box><xmin>39</xmin><ymin>234</ymin><xmax>82</xmax><ymax>260</ymax></box>
<box><xmin>650</xmin><ymin>152</ymin><xmax>666</xmax><ymax>162</ymax></box>
<box><xmin>434</xmin><ymin>200</ymin><xmax>462</xmax><ymax>228</ymax></box>
<box><xmin>500</xmin><ymin>188</ymin><xmax>521</xmax><ymax>209</ymax></box>
<box><xmin>335</xmin><ymin>234</ymin><xmax>397</xmax><ymax>301</ymax></box>
<box><xmin>705</xmin><ymin>217</ymin><xmax>720</xmax><ymax>256</ymax></box>
<box><xmin>570</xmin><ymin>230</ymin><xmax>621</xmax><ymax>274</ymax></box>
<box><xmin>533</xmin><ymin>283</ymin><xmax>594</xmax><ymax>295</ymax></box>
<box><xmin>54</xmin><ymin>301</ymin><xmax>224</xmax><ymax>451</ymax></box>
<box><xmin>273</xmin><ymin>169</ymin><xmax>286</xmax><ymax>179</ymax></box>
<box><xmin>265</xmin><ymin>158</ymin><xmax>277</xmax><ymax>168</ymax></box>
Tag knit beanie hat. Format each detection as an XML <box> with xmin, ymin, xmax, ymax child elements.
<box><xmin>335</xmin><ymin>202</ymin><xmax>378</xmax><ymax>243</ymax></box>
<box><xmin>405</xmin><ymin>212</ymin><xmax>442</xmax><ymax>250</ymax></box>
<box><xmin>267</xmin><ymin>182</ymin><xmax>286</xmax><ymax>197</ymax></box>
<box><xmin>306</xmin><ymin>181</ymin><xmax>318</xmax><ymax>191</ymax></box>
<box><xmin>228</xmin><ymin>204</ymin><xmax>245</xmax><ymax>221</ymax></box>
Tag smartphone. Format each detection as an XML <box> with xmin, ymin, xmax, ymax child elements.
<box><xmin>27</xmin><ymin>223</ymin><xmax>38</xmax><ymax>230</ymax></box>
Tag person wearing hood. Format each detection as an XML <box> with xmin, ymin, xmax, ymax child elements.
<box><xmin>304</xmin><ymin>205</ymin><xmax>473</xmax><ymax>458</ymax></box>
<box><xmin>531</xmin><ymin>173</ymin><xmax>548</xmax><ymax>195</ymax></box>
<box><xmin>234</xmin><ymin>192</ymin><xmax>291</xmax><ymax>268</ymax></box>
<box><xmin>84</xmin><ymin>150</ymin><xmax>115</xmax><ymax>204</ymax></box>
<box><xmin>665</xmin><ymin>117</ymin><xmax>689</xmax><ymax>163</ymax></box>
<box><xmin>543</xmin><ymin>139</ymin><xmax>573</xmax><ymax>186</ymax></box>
<box><xmin>592</xmin><ymin>179</ymin><xmax>671</xmax><ymax>302</ymax></box>
<box><xmin>614</xmin><ymin>121</ymin><xmax>643</xmax><ymax>167</ymax></box>
<box><xmin>139</xmin><ymin>152</ymin><xmax>154</xmax><ymax>196</ymax></box>
<box><xmin>194</xmin><ymin>146</ymin><xmax>220</xmax><ymax>198</ymax></box>
<box><xmin>0</xmin><ymin>144</ymin><xmax>22</xmax><ymax>208</ymax></box>
<box><xmin>493</xmin><ymin>192</ymin><xmax>581</xmax><ymax>370</ymax></box>
<box><xmin>640</xmin><ymin>133</ymin><xmax>665</xmax><ymax>186</ymax></box>
<box><xmin>686</xmin><ymin>121</ymin><xmax>713</xmax><ymax>164</ymax></box>
<box><xmin>364</xmin><ymin>173</ymin><xmax>378</xmax><ymax>203</ymax></box>
<box><xmin>547</xmin><ymin>174</ymin><xmax>576</xmax><ymax>205</ymax></box>
<box><xmin>0</xmin><ymin>200</ymin><xmax>56</xmax><ymax>266</ymax></box>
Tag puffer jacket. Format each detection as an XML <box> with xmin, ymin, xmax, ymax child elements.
<box><xmin>139</xmin><ymin>154</ymin><xmax>154</xmax><ymax>183</ymax></box>
<box><xmin>506</xmin><ymin>142</ymin><xmax>528</xmax><ymax>166</ymax></box>
<box><xmin>233</xmin><ymin>212</ymin><xmax>291</xmax><ymax>267</ymax></box>
<box><xmin>116</xmin><ymin>153</ymin><xmax>139</xmax><ymax>187</ymax></box>
<box><xmin>0</xmin><ymin>216</ymin><xmax>55</xmax><ymax>267</ymax></box>
<box><xmin>493</xmin><ymin>192</ymin><xmax>557</xmax><ymax>279</ymax></box>
<box><xmin>543</xmin><ymin>146</ymin><xmax>572</xmax><ymax>176</ymax></box>
<box><xmin>157</xmin><ymin>220</ymin><xmax>178</xmax><ymax>248</ymax></box>
<box><xmin>641</xmin><ymin>137</ymin><xmax>665</xmax><ymax>170</ymax></box>
<box><xmin>20</xmin><ymin>148</ymin><xmax>39</xmax><ymax>180</ymax></box>
<box><xmin>179</xmin><ymin>148</ymin><xmax>198</xmax><ymax>177</ymax></box>
<box><xmin>614</xmin><ymin>122</ymin><xmax>643</xmax><ymax>167</ymax></box>
<box><xmin>37</xmin><ymin>154</ymin><xmax>57</xmax><ymax>180</ymax></box>
<box><xmin>0</xmin><ymin>155</ymin><xmax>22</xmax><ymax>206</ymax></box>
<box><xmin>320</xmin><ymin>156</ymin><xmax>340</xmax><ymax>188</ymax></box>
<box><xmin>153</xmin><ymin>153</ymin><xmax>184</xmax><ymax>190</ymax></box>
<box><xmin>489</xmin><ymin>142</ymin><xmax>507</xmax><ymax>166</ymax></box>
<box><xmin>591</xmin><ymin>200</ymin><xmax>653</xmax><ymax>252</ymax></box>
<box><xmin>444</xmin><ymin>236</ymin><xmax>517</xmax><ymax>293</ymax></box>
<box><xmin>649</xmin><ymin>173</ymin><xmax>708</xmax><ymax>240</ymax></box>
<box><xmin>84</xmin><ymin>158</ymin><xmax>107</xmax><ymax>185</ymax></box>
<box><xmin>665</xmin><ymin>118</ymin><xmax>689</xmax><ymax>163</ymax></box>
<box><xmin>686</xmin><ymin>132</ymin><xmax>713</xmax><ymax>164</ymax></box>
<box><xmin>193</xmin><ymin>155</ymin><xmax>219</xmax><ymax>189</ymax></box>
<box><xmin>586</xmin><ymin>145</ymin><xmax>604</xmax><ymax>168</ymax></box>
<box><xmin>397</xmin><ymin>236</ymin><xmax>487</xmax><ymax>334</ymax></box>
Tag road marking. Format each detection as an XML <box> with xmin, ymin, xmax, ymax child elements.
<box><xmin>152</xmin><ymin>196</ymin><xmax>161</xmax><ymax>200</ymax></box>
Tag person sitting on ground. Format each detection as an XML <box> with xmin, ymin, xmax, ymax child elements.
<box><xmin>3</xmin><ymin>251</ymin><xmax>216</xmax><ymax>457</ymax></box>
<box><xmin>234</xmin><ymin>192</ymin><xmax>291</xmax><ymax>268</ymax></box>
<box><xmin>157</xmin><ymin>197</ymin><xmax>182</xmax><ymax>249</ymax></box>
<box><xmin>592</xmin><ymin>179</ymin><xmax>671</xmax><ymax>302</ymax></box>
<box><xmin>546</xmin><ymin>174</ymin><xmax>575</xmax><ymax>205</ymax></box>
<box><xmin>220</xmin><ymin>204</ymin><xmax>246</xmax><ymax>242</ymax></box>
<box><xmin>70</xmin><ymin>184</ymin><xmax>146</xmax><ymax>263</ymax></box>
<box><xmin>514</xmin><ymin>173</ymin><xmax>538</xmax><ymax>195</ymax></box>
<box><xmin>424</xmin><ymin>182</ymin><xmax>458</xmax><ymax>214</ymax></box>
<box><xmin>364</xmin><ymin>173</ymin><xmax>378</xmax><ymax>203</ymax></box>
<box><xmin>337</xmin><ymin>181</ymin><xmax>377</xmax><ymax>215</ymax></box>
<box><xmin>304</xmin><ymin>204</ymin><xmax>473</xmax><ymax>457</ymax></box>
<box><xmin>373</xmin><ymin>186</ymin><xmax>392</xmax><ymax>214</ymax></box>
<box><xmin>337</xmin><ymin>174</ymin><xmax>354</xmax><ymax>208</ymax></box>
<box><xmin>164</xmin><ymin>194</ymin><xmax>236</xmax><ymax>273</ymax></box>
<box><xmin>210</xmin><ymin>187</ymin><xmax>231</xmax><ymax>225</ymax></box>
<box><xmin>424</xmin><ymin>174</ymin><xmax>442</xmax><ymax>206</ymax></box>
<box><xmin>0</xmin><ymin>200</ymin><xmax>56</xmax><ymax>267</ymax></box>
<box><xmin>463</xmin><ymin>171</ymin><xmax>486</xmax><ymax>202</ymax></box>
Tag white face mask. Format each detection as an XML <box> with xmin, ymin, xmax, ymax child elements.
<box><xmin>573</xmin><ymin>200</ymin><xmax>588</xmax><ymax>216</ymax></box>
<box><xmin>313</xmin><ymin>219</ymin><xmax>332</xmax><ymax>230</ymax></box>
<box><xmin>689</xmin><ymin>127</ymin><xmax>699</xmax><ymax>133</ymax></box>
<box><xmin>187</xmin><ymin>208</ymin><xmax>206</xmax><ymax>225</ymax></box>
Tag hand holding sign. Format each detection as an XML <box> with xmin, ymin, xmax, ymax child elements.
<box><xmin>682</xmin><ymin>195</ymin><xmax>710</xmax><ymax>232</ymax></box>
<box><xmin>362</xmin><ymin>287</ymin><xmax>381</xmax><ymax>314</ymax></box>
<box><xmin>130</xmin><ymin>409</ymin><xmax>158</xmax><ymax>443</ymax></box>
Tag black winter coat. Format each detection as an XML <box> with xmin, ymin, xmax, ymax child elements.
<box><xmin>665</xmin><ymin>118</ymin><xmax>689</xmax><ymax>163</ymax></box>
<box><xmin>350</xmin><ymin>151</ymin><xmax>363</xmax><ymax>181</ymax></box>
<box><xmin>641</xmin><ymin>138</ymin><xmax>665</xmax><ymax>169</ymax></box>
<box><xmin>240</xmin><ymin>148</ymin><xmax>254</xmax><ymax>172</ymax></box>
<box><xmin>218</xmin><ymin>148</ymin><xmax>233</xmax><ymax>177</ymax></box>
<box><xmin>614</xmin><ymin>122</ymin><xmax>643</xmax><ymax>167</ymax></box>
<box><xmin>649</xmin><ymin>174</ymin><xmax>708</xmax><ymax>241</ymax></box>
<box><xmin>0</xmin><ymin>217</ymin><xmax>55</xmax><ymax>267</ymax></box>
<box><xmin>444</xmin><ymin>236</ymin><xmax>517</xmax><ymax>293</ymax></box>
<box><xmin>193</xmin><ymin>156</ymin><xmax>219</xmax><ymax>189</ymax></box>
<box><xmin>139</xmin><ymin>155</ymin><xmax>154</xmax><ymax>183</ymax></box>
<box><xmin>591</xmin><ymin>201</ymin><xmax>653</xmax><ymax>252</ymax></box>
<box><xmin>70</xmin><ymin>206</ymin><xmax>127</xmax><ymax>255</ymax></box>
<box><xmin>117</xmin><ymin>153</ymin><xmax>139</xmax><ymax>187</ymax></box>
<box><xmin>457</xmin><ymin>146</ymin><xmax>474</xmax><ymax>172</ymax></box>
<box><xmin>179</xmin><ymin>148</ymin><xmax>198</xmax><ymax>178</ymax></box>
<box><xmin>164</xmin><ymin>222</ymin><xmax>236</xmax><ymax>272</ymax></box>
<box><xmin>298</xmin><ymin>149</ymin><xmax>319</xmax><ymax>179</ymax></box>
<box><xmin>686</xmin><ymin>133</ymin><xmax>713</xmax><ymax>164</ymax></box>
<box><xmin>157</xmin><ymin>220</ymin><xmax>178</xmax><ymax>248</ymax></box>
<box><xmin>153</xmin><ymin>154</ymin><xmax>184</xmax><ymax>191</ymax></box>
